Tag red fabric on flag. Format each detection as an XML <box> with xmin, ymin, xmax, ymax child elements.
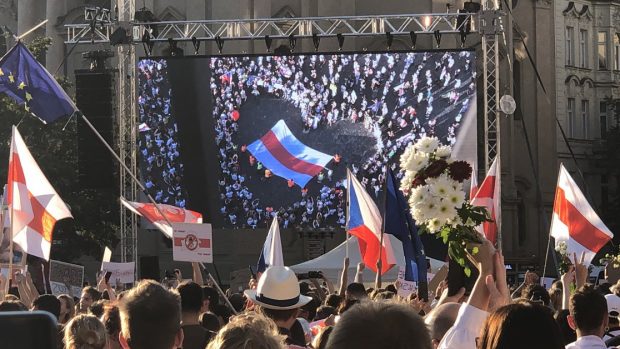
<box><xmin>471</xmin><ymin>162</ymin><xmax>498</xmax><ymax>245</ymax></box>
<box><xmin>553</xmin><ymin>187</ymin><xmax>611</xmax><ymax>252</ymax></box>
<box><xmin>349</xmin><ymin>225</ymin><xmax>391</xmax><ymax>275</ymax></box>
<box><xmin>260</xmin><ymin>130</ymin><xmax>325</xmax><ymax>176</ymax></box>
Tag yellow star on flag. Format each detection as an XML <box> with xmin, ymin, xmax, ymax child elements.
<box><xmin>18</xmin><ymin>81</ymin><xmax>26</xmax><ymax>90</ymax></box>
<box><xmin>8</xmin><ymin>74</ymin><xmax>14</xmax><ymax>83</ymax></box>
<box><xmin>25</xmin><ymin>92</ymin><xmax>32</xmax><ymax>101</ymax></box>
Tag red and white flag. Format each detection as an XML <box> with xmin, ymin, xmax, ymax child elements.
<box><xmin>551</xmin><ymin>164</ymin><xmax>613</xmax><ymax>265</ymax></box>
<box><xmin>471</xmin><ymin>157</ymin><xmax>501</xmax><ymax>245</ymax></box>
<box><xmin>7</xmin><ymin>126</ymin><xmax>72</xmax><ymax>260</ymax></box>
<box><xmin>469</xmin><ymin>162</ymin><xmax>478</xmax><ymax>199</ymax></box>
<box><xmin>120</xmin><ymin>197</ymin><xmax>202</xmax><ymax>238</ymax></box>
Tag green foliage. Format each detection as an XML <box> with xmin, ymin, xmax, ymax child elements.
<box><xmin>0</xmin><ymin>38</ymin><xmax>119</xmax><ymax>262</ymax></box>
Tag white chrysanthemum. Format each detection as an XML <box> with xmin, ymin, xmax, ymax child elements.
<box><xmin>436</xmin><ymin>145</ymin><xmax>452</xmax><ymax>158</ymax></box>
<box><xmin>428</xmin><ymin>174</ymin><xmax>454</xmax><ymax>197</ymax></box>
<box><xmin>414</xmin><ymin>136</ymin><xmax>440</xmax><ymax>154</ymax></box>
<box><xmin>426</xmin><ymin>218</ymin><xmax>443</xmax><ymax>233</ymax></box>
<box><xmin>417</xmin><ymin>196</ymin><xmax>440</xmax><ymax>221</ymax></box>
<box><xmin>447</xmin><ymin>190</ymin><xmax>466</xmax><ymax>209</ymax></box>
<box><xmin>406</xmin><ymin>151</ymin><xmax>429</xmax><ymax>173</ymax></box>
<box><xmin>400</xmin><ymin>145</ymin><xmax>415</xmax><ymax>169</ymax></box>
<box><xmin>400</xmin><ymin>171</ymin><xmax>417</xmax><ymax>192</ymax></box>
<box><xmin>410</xmin><ymin>185</ymin><xmax>430</xmax><ymax>205</ymax></box>
<box><xmin>436</xmin><ymin>200</ymin><xmax>458</xmax><ymax>223</ymax></box>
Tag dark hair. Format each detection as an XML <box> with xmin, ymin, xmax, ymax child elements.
<box><xmin>200</xmin><ymin>312</ymin><xmax>221</xmax><ymax>333</ymax></box>
<box><xmin>521</xmin><ymin>284</ymin><xmax>551</xmax><ymax>306</ymax></box>
<box><xmin>570</xmin><ymin>284</ymin><xmax>608</xmax><ymax>333</ymax></box>
<box><xmin>102</xmin><ymin>304</ymin><xmax>121</xmax><ymax>338</ymax></box>
<box><xmin>228</xmin><ymin>293</ymin><xmax>245</xmax><ymax>313</ymax></box>
<box><xmin>478</xmin><ymin>302</ymin><xmax>564</xmax><ymax>349</ymax></box>
<box><xmin>314</xmin><ymin>305</ymin><xmax>336</xmax><ymax>321</ymax></box>
<box><xmin>0</xmin><ymin>300</ymin><xmax>27</xmax><ymax>312</ymax></box>
<box><xmin>345</xmin><ymin>283</ymin><xmax>367</xmax><ymax>300</ymax></box>
<box><xmin>385</xmin><ymin>284</ymin><xmax>397</xmax><ymax>294</ymax></box>
<box><xmin>301</xmin><ymin>297</ymin><xmax>319</xmax><ymax>321</ymax></box>
<box><xmin>89</xmin><ymin>300</ymin><xmax>107</xmax><ymax>318</ymax></box>
<box><xmin>260</xmin><ymin>306</ymin><xmax>299</xmax><ymax>322</ymax></box>
<box><xmin>290</xmin><ymin>319</ymin><xmax>307</xmax><ymax>346</ymax></box>
<box><xmin>202</xmin><ymin>286</ymin><xmax>219</xmax><ymax>312</ymax></box>
<box><xmin>82</xmin><ymin>286</ymin><xmax>102</xmax><ymax>302</ymax></box>
<box><xmin>33</xmin><ymin>294</ymin><xmax>61</xmax><ymax>319</ymax></box>
<box><xmin>176</xmin><ymin>281</ymin><xmax>204</xmax><ymax>313</ymax></box>
<box><xmin>554</xmin><ymin>309</ymin><xmax>577</xmax><ymax>345</ymax></box>
<box><xmin>213</xmin><ymin>304</ymin><xmax>233</xmax><ymax>325</ymax></box>
<box><xmin>324</xmin><ymin>294</ymin><xmax>342</xmax><ymax>308</ymax></box>
<box><xmin>119</xmin><ymin>280</ymin><xmax>181</xmax><ymax>349</ymax></box>
<box><xmin>338</xmin><ymin>299</ymin><xmax>359</xmax><ymax>315</ymax></box>
<box><xmin>326</xmin><ymin>301</ymin><xmax>432</xmax><ymax>349</ymax></box>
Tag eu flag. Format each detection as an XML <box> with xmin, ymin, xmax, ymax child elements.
<box><xmin>384</xmin><ymin>168</ymin><xmax>429</xmax><ymax>298</ymax></box>
<box><xmin>0</xmin><ymin>42</ymin><xmax>77</xmax><ymax>123</ymax></box>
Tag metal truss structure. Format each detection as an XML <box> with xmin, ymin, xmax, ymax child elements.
<box><xmin>65</xmin><ymin>10</ymin><xmax>502</xmax><ymax>265</ymax></box>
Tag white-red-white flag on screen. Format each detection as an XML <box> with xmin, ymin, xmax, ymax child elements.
<box><xmin>550</xmin><ymin>164</ymin><xmax>613</xmax><ymax>265</ymax></box>
<box><xmin>471</xmin><ymin>157</ymin><xmax>501</xmax><ymax>245</ymax></box>
<box><xmin>8</xmin><ymin>126</ymin><xmax>72</xmax><ymax>260</ymax></box>
<box><xmin>120</xmin><ymin>197</ymin><xmax>202</xmax><ymax>238</ymax></box>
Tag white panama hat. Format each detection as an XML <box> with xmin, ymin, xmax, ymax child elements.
<box><xmin>244</xmin><ymin>266</ymin><xmax>312</xmax><ymax>310</ymax></box>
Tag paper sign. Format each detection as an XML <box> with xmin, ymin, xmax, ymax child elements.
<box><xmin>49</xmin><ymin>260</ymin><xmax>84</xmax><ymax>297</ymax></box>
<box><xmin>172</xmin><ymin>223</ymin><xmax>213</xmax><ymax>263</ymax></box>
<box><xmin>395</xmin><ymin>266</ymin><xmax>417</xmax><ymax>298</ymax></box>
<box><xmin>102</xmin><ymin>247</ymin><xmax>112</xmax><ymax>263</ymax></box>
<box><xmin>101</xmin><ymin>262</ymin><xmax>135</xmax><ymax>284</ymax></box>
<box><xmin>541</xmin><ymin>277</ymin><xmax>555</xmax><ymax>289</ymax></box>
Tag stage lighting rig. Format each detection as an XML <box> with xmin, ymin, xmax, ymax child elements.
<box><xmin>215</xmin><ymin>36</ymin><xmax>224</xmax><ymax>54</ymax></box>
<box><xmin>142</xmin><ymin>29</ymin><xmax>154</xmax><ymax>56</ymax></box>
<box><xmin>434</xmin><ymin>30</ymin><xmax>442</xmax><ymax>48</ymax></box>
<box><xmin>191</xmin><ymin>37</ymin><xmax>200</xmax><ymax>55</ymax></box>
<box><xmin>82</xmin><ymin>50</ymin><xmax>113</xmax><ymax>71</ymax></box>
<box><xmin>409</xmin><ymin>31</ymin><xmax>417</xmax><ymax>49</ymax></box>
<box><xmin>312</xmin><ymin>33</ymin><xmax>320</xmax><ymax>51</ymax></box>
<box><xmin>336</xmin><ymin>33</ymin><xmax>344</xmax><ymax>50</ymax></box>
<box><xmin>265</xmin><ymin>35</ymin><xmax>273</xmax><ymax>52</ymax></box>
<box><xmin>385</xmin><ymin>31</ymin><xmax>393</xmax><ymax>50</ymax></box>
<box><xmin>288</xmin><ymin>34</ymin><xmax>297</xmax><ymax>52</ymax></box>
<box><xmin>167</xmin><ymin>38</ymin><xmax>183</xmax><ymax>56</ymax></box>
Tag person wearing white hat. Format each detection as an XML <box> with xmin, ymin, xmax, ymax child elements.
<box><xmin>604</xmin><ymin>293</ymin><xmax>620</xmax><ymax>345</ymax></box>
<box><xmin>245</xmin><ymin>266</ymin><xmax>312</xmax><ymax>347</ymax></box>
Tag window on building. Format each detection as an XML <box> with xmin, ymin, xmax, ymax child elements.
<box><xmin>566</xmin><ymin>27</ymin><xmax>575</xmax><ymax>65</ymax></box>
<box><xmin>568</xmin><ymin>98</ymin><xmax>575</xmax><ymax>137</ymax></box>
<box><xmin>580</xmin><ymin>29</ymin><xmax>588</xmax><ymax>68</ymax></box>
<box><xmin>598</xmin><ymin>31</ymin><xmax>608</xmax><ymax>69</ymax></box>
<box><xmin>581</xmin><ymin>99</ymin><xmax>589</xmax><ymax>139</ymax></box>
<box><xmin>614</xmin><ymin>33</ymin><xmax>620</xmax><ymax>70</ymax></box>
<box><xmin>600</xmin><ymin>101</ymin><xmax>607</xmax><ymax>138</ymax></box>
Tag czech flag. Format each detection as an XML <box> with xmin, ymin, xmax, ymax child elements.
<box><xmin>346</xmin><ymin>169</ymin><xmax>396</xmax><ymax>275</ymax></box>
<box><xmin>247</xmin><ymin>120</ymin><xmax>332</xmax><ymax>188</ymax></box>
<box><xmin>550</xmin><ymin>164</ymin><xmax>613</xmax><ymax>265</ymax></box>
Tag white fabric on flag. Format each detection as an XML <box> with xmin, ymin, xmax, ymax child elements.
<box><xmin>471</xmin><ymin>157</ymin><xmax>500</xmax><ymax>245</ymax></box>
<box><xmin>120</xmin><ymin>197</ymin><xmax>202</xmax><ymax>238</ymax></box>
<box><xmin>265</xmin><ymin>216</ymin><xmax>284</xmax><ymax>267</ymax></box>
<box><xmin>8</xmin><ymin>126</ymin><xmax>72</xmax><ymax>260</ymax></box>
<box><xmin>550</xmin><ymin>164</ymin><xmax>613</xmax><ymax>265</ymax></box>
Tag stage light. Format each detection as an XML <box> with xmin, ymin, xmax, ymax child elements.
<box><xmin>460</xmin><ymin>32</ymin><xmax>468</xmax><ymax>47</ymax></box>
<box><xmin>215</xmin><ymin>36</ymin><xmax>224</xmax><ymax>54</ymax></box>
<box><xmin>385</xmin><ymin>31</ymin><xmax>393</xmax><ymax>50</ymax></box>
<box><xmin>141</xmin><ymin>29</ymin><xmax>154</xmax><ymax>56</ymax></box>
<box><xmin>312</xmin><ymin>33</ymin><xmax>320</xmax><ymax>51</ymax></box>
<box><xmin>434</xmin><ymin>30</ymin><xmax>442</xmax><ymax>48</ymax></box>
<box><xmin>265</xmin><ymin>35</ymin><xmax>272</xmax><ymax>52</ymax></box>
<box><xmin>409</xmin><ymin>31</ymin><xmax>417</xmax><ymax>49</ymax></box>
<box><xmin>167</xmin><ymin>38</ymin><xmax>183</xmax><ymax>56</ymax></box>
<box><xmin>288</xmin><ymin>34</ymin><xmax>297</xmax><ymax>52</ymax></box>
<box><xmin>191</xmin><ymin>36</ymin><xmax>200</xmax><ymax>55</ymax></box>
<box><xmin>423</xmin><ymin>16</ymin><xmax>432</xmax><ymax>30</ymax></box>
<box><xmin>336</xmin><ymin>33</ymin><xmax>345</xmax><ymax>50</ymax></box>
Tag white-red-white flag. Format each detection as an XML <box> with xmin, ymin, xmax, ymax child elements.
<box><xmin>469</xmin><ymin>162</ymin><xmax>478</xmax><ymax>199</ymax></box>
<box><xmin>471</xmin><ymin>157</ymin><xmax>501</xmax><ymax>245</ymax></box>
<box><xmin>8</xmin><ymin>126</ymin><xmax>72</xmax><ymax>260</ymax></box>
<box><xmin>120</xmin><ymin>197</ymin><xmax>202</xmax><ymax>238</ymax></box>
<box><xmin>551</xmin><ymin>164</ymin><xmax>613</xmax><ymax>265</ymax></box>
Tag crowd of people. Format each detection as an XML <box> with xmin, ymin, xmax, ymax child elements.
<box><xmin>137</xmin><ymin>59</ymin><xmax>188</xmax><ymax>208</ymax></box>
<box><xmin>210</xmin><ymin>51</ymin><xmax>475</xmax><ymax>230</ymax></box>
<box><xmin>1</xmin><ymin>237</ymin><xmax>619</xmax><ymax>349</ymax></box>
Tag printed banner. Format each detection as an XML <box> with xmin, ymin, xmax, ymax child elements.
<box><xmin>49</xmin><ymin>260</ymin><xmax>84</xmax><ymax>296</ymax></box>
<box><xmin>396</xmin><ymin>266</ymin><xmax>417</xmax><ymax>298</ymax></box>
<box><xmin>100</xmin><ymin>262</ymin><xmax>135</xmax><ymax>284</ymax></box>
<box><xmin>172</xmin><ymin>223</ymin><xmax>213</xmax><ymax>263</ymax></box>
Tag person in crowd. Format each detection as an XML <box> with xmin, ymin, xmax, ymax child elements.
<box><xmin>58</xmin><ymin>294</ymin><xmax>76</xmax><ymax>325</ymax></box>
<box><xmin>604</xmin><ymin>293</ymin><xmax>620</xmax><ymax>343</ymax></box>
<box><xmin>325</xmin><ymin>301</ymin><xmax>432</xmax><ymax>349</ymax></box>
<box><xmin>101</xmin><ymin>304</ymin><xmax>122</xmax><ymax>349</ymax></box>
<box><xmin>566</xmin><ymin>285</ymin><xmax>609</xmax><ymax>349</ymax></box>
<box><xmin>89</xmin><ymin>300</ymin><xmax>108</xmax><ymax>318</ymax></box>
<box><xmin>32</xmin><ymin>294</ymin><xmax>61</xmax><ymax>321</ymax></box>
<box><xmin>200</xmin><ymin>311</ymin><xmax>221</xmax><ymax>334</ymax></box>
<box><xmin>477</xmin><ymin>302</ymin><xmax>564</xmax><ymax>349</ymax></box>
<box><xmin>176</xmin><ymin>281</ymin><xmax>212</xmax><ymax>349</ymax></box>
<box><xmin>64</xmin><ymin>314</ymin><xmax>107</xmax><ymax>349</ymax></box>
<box><xmin>245</xmin><ymin>266</ymin><xmax>312</xmax><ymax>347</ymax></box>
<box><xmin>0</xmin><ymin>299</ymin><xmax>27</xmax><ymax>311</ymax></box>
<box><xmin>312</xmin><ymin>326</ymin><xmax>334</xmax><ymax>349</ymax></box>
<box><xmin>80</xmin><ymin>286</ymin><xmax>102</xmax><ymax>314</ymax></box>
<box><xmin>118</xmin><ymin>280</ymin><xmax>183</xmax><ymax>349</ymax></box>
<box><xmin>521</xmin><ymin>284</ymin><xmax>552</xmax><ymax>308</ymax></box>
<box><xmin>424</xmin><ymin>302</ymin><xmax>460</xmax><ymax>348</ymax></box>
<box><xmin>324</xmin><ymin>295</ymin><xmax>341</xmax><ymax>309</ymax></box>
<box><xmin>206</xmin><ymin>313</ymin><xmax>285</xmax><ymax>349</ymax></box>
<box><xmin>555</xmin><ymin>309</ymin><xmax>577</xmax><ymax>345</ymax></box>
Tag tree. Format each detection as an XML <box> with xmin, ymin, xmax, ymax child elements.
<box><xmin>0</xmin><ymin>37</ymin><xmax>119</xmax><ymax>262</ymax></box>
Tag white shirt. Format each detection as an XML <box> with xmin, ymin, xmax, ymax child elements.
<box><xmin>565</xmin><ymin>335</ymin><xmax>613</xmax><ymax>349</ymax></box>
<box><xmin>603</xmin><ymin>329</ymin><xmax>620</xmax><ymax>342</ymax></box>
<box><xmin>438</xmin><ymin>303</ymin><xmax>489</xmax><ymax>349</ymax></box>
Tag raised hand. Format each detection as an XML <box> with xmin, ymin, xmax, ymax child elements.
<box><xmin>573</xmin><ymin>252</ymin><xmax>587</xmax><ymax>289</ymax></box>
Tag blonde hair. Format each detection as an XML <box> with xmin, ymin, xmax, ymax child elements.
<box><xmin>58</xmin><ymin>294</ymin><xmax>76</xmax><ymax>324</ymax></box>
<box><xmin>64</xmin><ymin>314</ymin><xmax>107</xmax><ymax>349</ymax></box>
<box><xmin>207</xmin><ymin>313</ymin><xmax>286</xmax><ymax>349</ymax></box>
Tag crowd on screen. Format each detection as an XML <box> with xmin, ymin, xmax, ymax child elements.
<box><xmin>210</xmin><ymin>51</ymin><xmax>475</xmax><ymax>229</ymax></box>
<box><xmin>137</xmin><ymin>59</ymin><xmax>188</xmax><ymax>208</ymax></box>
<box><xmin>1</xmin><ymin>239</ymin><xmax>617</xmax><ymax>349</ymax></box>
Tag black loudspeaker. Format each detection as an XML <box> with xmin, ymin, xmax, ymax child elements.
<box><xmin>74</xmin><ymin>70</ymin><xmax>116</xmax><ymax>189</ymax></box>
<box><xmin>139</xmin><ymin>256</ymin><xmax>160</xmax><ymax>281</ymax></box>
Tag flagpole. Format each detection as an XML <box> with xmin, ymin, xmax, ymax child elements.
<box><xmin>375</xmin><ymin>166</ymin><xmax>389</xmax><ymax>290</ymax></box>
<box><xmin>345</xmin><ymin>169</ymin><xmax>350</xmax><ymax>260</ymax></box>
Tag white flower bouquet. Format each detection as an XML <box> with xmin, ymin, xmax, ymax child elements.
<box><xmin>400</xmin><ymin>136</ymin><xmax>491</xmax><ymax>276</ymax></box>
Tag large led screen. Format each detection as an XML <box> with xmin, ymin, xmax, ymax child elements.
<box><xmin>137</xmin><ymin>50</ymin><xmax>477</xmax><ymax>230</ymax></box>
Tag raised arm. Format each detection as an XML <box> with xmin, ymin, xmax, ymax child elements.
<box><xmin>338</xmin><ymin>257</ymin><xmax>349</xmax><ymax>296</ymax></box>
